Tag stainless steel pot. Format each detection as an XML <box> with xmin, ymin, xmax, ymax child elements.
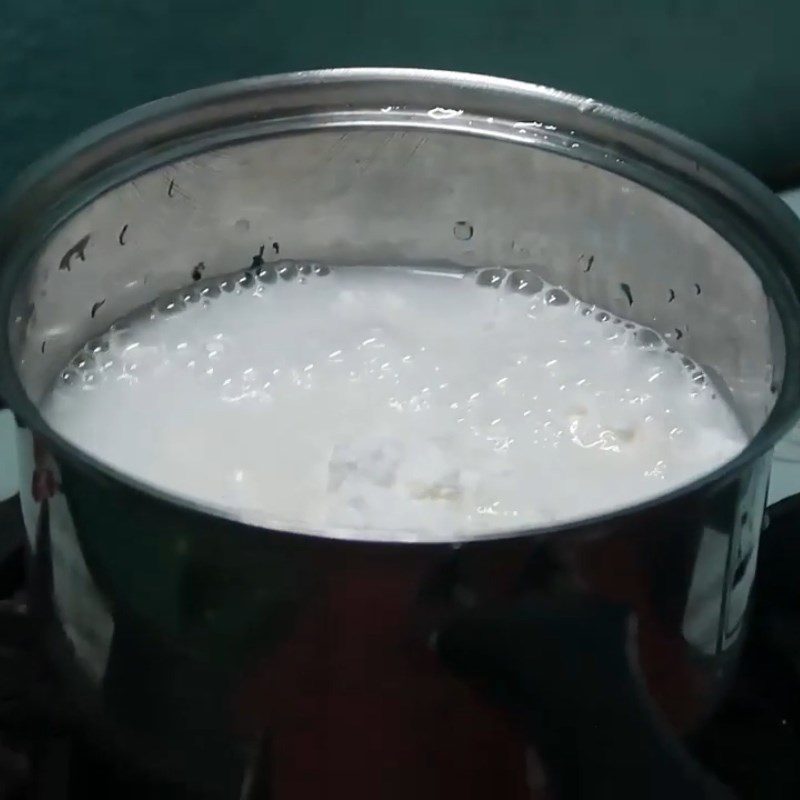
<box><xmin>1</xmin><ymin>69</ymin><xmax>800</xmax><ymax>799</ymax></box>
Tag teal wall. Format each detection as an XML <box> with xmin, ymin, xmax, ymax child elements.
<box><xmin>1</xmin><ymin>0</ymin><xmax>799</xmax><ymax>189</ymax></box>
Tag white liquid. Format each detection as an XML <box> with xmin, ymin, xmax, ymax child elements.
<box><xmin>42</xmin><ymin>265</ymin><xmax>747</xmax><ymax>540</ymax></box>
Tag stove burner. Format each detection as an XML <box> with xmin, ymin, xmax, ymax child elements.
<box><xmin>0</xmin><ymin>493</ymin><xmax>797</xmax><ymax>799</ymax></box>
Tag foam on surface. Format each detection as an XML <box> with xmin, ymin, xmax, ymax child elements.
<box><xmin>41</xmin><ymin>264</ymin><xmax>747</xmax><ymax>539</ymax></box>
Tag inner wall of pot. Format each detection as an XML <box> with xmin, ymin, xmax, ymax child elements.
<box><xmin>10</xmin><ymin>127</ymin><xmax>777</xmax><ymax>434</ymax></box>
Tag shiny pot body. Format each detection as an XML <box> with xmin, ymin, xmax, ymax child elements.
<box><xmin>16</xmin><ymin>436</ymin><xmax>773</xmax><ymax>798</ymax></box>
<box><xmin>2</xmin><ymin>70</ymin><xmax>800</xmax><ymax>798</ymax></box>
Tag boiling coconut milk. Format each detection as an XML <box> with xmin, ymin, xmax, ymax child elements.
<box><xmin>41</xmin><ymin>264</ymin><xmax>747</xmax><ymax>539</ymax></box>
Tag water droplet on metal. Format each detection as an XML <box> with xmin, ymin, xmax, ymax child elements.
<box><xmin>453</xmin><ymin>221</ymin><xmax>474</xmax><ymax>241</ymax></box>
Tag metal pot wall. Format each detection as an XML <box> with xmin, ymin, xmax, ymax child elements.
<box><xmin>1</xmin><ymin>70</ymin><xmax>800</xmax><ymax>799</ymax></box>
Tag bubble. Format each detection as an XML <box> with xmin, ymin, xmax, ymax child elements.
<box><xmin>508</xmin><ymin>269</ymin><xmax>544</xmax><ymax>296</ymax></box>
<box><xmin>545</xmin><ymin>288</ymin><xmax>570</xmax><ymax>306</ymax></box>
<box><xmin>256</xmin><ymin>265</ymin><xmax>277</xmax><ymax>284</ymax></box>
<box><xmin>201</xmin><ymin>284</ymin><xmax>221</xmax><ymax>299</ymax></box>
<box><xmin>238</xmin><ymin>271</ymin><xmax>255</xmax><ymax>289</ymax></box>
<box><xmin>635</xmin><ymin>328</ymin><xmax>661</xmax><ymax>349</ymax></box>
<box><xmin>278</xmin><ymin>262</ymin><xmax>298</xmax><ymax>281</ymax></box>
<box><xmin>476</xmin><ymin>268</ymin><xmax>506</xmax><ymax>288</ymax></box>
<box><xmin>60</xmin><ymin>368</ymin><xmax>79</xmax><ymax>386</ymax></box>
<box><xmin>86</xmin><ymin>338</ymin><xmax>110</xmax><ymax>354</ymax></box>
<box><xmin>71</xmin><ymin>353</ymin><xmax>94</xmax><ymax>371</ymax></box>
<box><xmin>297</xmin><ymin>263</ymin><xmax>312</xmax><ymax>276</ymax></box>
<box><xmin>313</xmin><ymin>264</ymin><xmax>331</xmax><ymax>277</ymax></box>
<box><xmin>156</xmin><ymin>295</ymin><xmax>187</xmax><ymax>316</ymax></box>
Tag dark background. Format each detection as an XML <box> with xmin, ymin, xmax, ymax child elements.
<box><xmin>1</xmin><ymin>0</ymin><xmax>799</xmax><ymax>191</ymax></box>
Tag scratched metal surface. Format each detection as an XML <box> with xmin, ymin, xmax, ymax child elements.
<box><xmin>1</xmin><ymin>0</ymin><xmax>800</xmax><ymax>192</ymax></box>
